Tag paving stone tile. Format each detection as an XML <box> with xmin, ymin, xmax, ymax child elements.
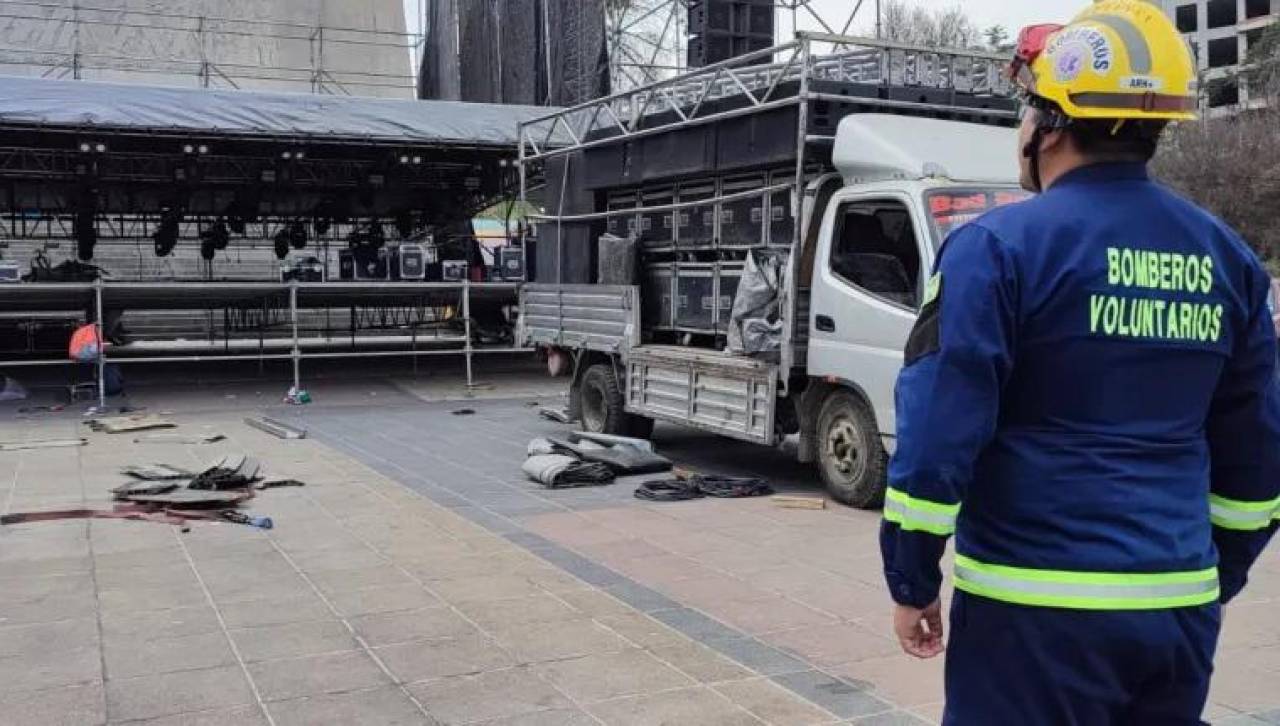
<box><xmin>0</xmin><ymin>682</ymin><xmax>103</xmax><ymax>726</ymax></box>
<box><xmin>848</xmin><ymin>710</ymin><xmax>935</xmax><ymax>725</ymax></box>
<box><xmin>715</xmin><ymin>677</ymin><xmax>840</xmax><ymax>725</ymax></box>
<box><xmin>104</xmin><ymin>631</ymin><xmax>236</xmax><ymax>679</ymax></box>
<box><xmin>650</xmin><ymin>607</ymin><xmax>743</xmax><ymax>643</ymax></box>
<box><xmin>289</xmin><ymin>547</ymin><xmax>391</xmax><ymax>573</ymax></box>
<box><xmin>203</xmin><ymin>574</ymin><xmax>316</xmax><ymax>605</ymax></box>
<box><xmin>100</xmin><ymin>604</ymin><xmax>222</xmax><ymax>641</ymax></box>
<box><xmin>767</xmin><ymin>623</ymin><xmax>900</xmax><ymax>668</ymax></box>
<box><xmin>473</xmin><ymin>708</ymin><xmax>598</xmax><ymax>726</ymax></box>
<box><xmin>601</xmin><ymin>580</ymin><xmax>681</xmax><ymax>613</ymax></box>
<box><xmin>350</xmin><ymin>607</ymin><xmax>478</xmax><ymax>646</ymax></box>
<box><xmin>248</xmin><ymin>650</ymin><xmax>391</xmax><ymax>702</ymax></box>
<box><xmin>106</xmin><ymin>665</ymin><xmax>255</xmax><ymax>722</ymax></box>
<box><xmin>714</xmin><ymin>596</ymin><xmax>839</xmax><ymax>636</ymax></box>
<box><xmin>535</xmin><ymin>649</ymin><xmax>694</xmax><ymax>703</ymax></box>
<box><xmin>647</xmin><ymin>641</ymin><xmax>755</xmax><ymax>684</ymax></box>
<box><xmin>0</xmin><ymin>617</ymin><xmax>98</xmax><ymax>658</ymax></box>
<box><xmin>596</xmin><ymin>611</ymin><xmax>691</xmax><ymax>649</ymax></box>
<box><xmin>119</xmin><ymin>705</ymin><xmax>270</xmax><ymax>725</ymax></box>
<box><xmin>555</xmin><ymin>588</ymin><xmax>636</xmax><ymax>618</ymax></box>
<box><xmin>834</xmin><ymin>656</ymin><xmax>945</xmax><ymax>708</ymax></box>
<box><xmin>228</xmin><ymin>620</ymin><xmax>357</xmax><ymax>662</ymax></box>
<box><xmin>408</xmin><ymin>667</ymin><xmax>573</xmax><ymax>724</ymax></box>
<box><xmin>489</xmin><ymin>618</ymin><xmax>632</xmax><ymax>663</ymax></box>
<box><xmin>216</xmin><ymin>595</ymin><xmax>333</xmax><ymax>629</ymax></box>
<box><xmin>306</xmin><ymin>565</ymin><xmax>417</xmax><ymax>595</ymax></box>
<box><xmin>701</xmin><ymin>637</ymin><xmax>811</xmax><ymax>677</ymax></box>
<box><xmin>93</xmin><ymin>547</ymin><xmax>188</xmax><ymax>572</ymax></box>
<box><xmin>98</xmin><ymin>582</ymin><xmax>209</xmax><ymax>614</ymax></box>
<box><xmin>266</xmin><ymin>685</ymin><xmax>429</xmax><ymax>726</ymax></box>
<box><xmin>772</xmin><ymin>670</ymin><xmax>892</xmax><ymax>720</ymax></box>
<box><xmin>95</xmin><ymin>563</ymin><xmax>200</xmax><ymax>591</ymax></box>
<box><xmin>0</xmin><ymin>645</ymin><xmax>101</xmax><ymax>693</ymax></box>
<box><xmin>585</xmin><ymin>686</ymin><xmax>763</xmax><ymax>726</ymax></box>
<box><xmin>456</xmin><ymin>593</ymin><xmax>582</xmax><ymax>631</ymax></box>
<box><xmin>430</xmin><ymin>574</ymin><xmax>547</xmax><ymax>604</ymax></box>
<box><xmin>326</xmin><ymin>584</ymin><xmax>443</xmax><ymax>617</ymax></box>
<box><xmin>0</xmin><ymin>573</ymin><xmax>94</xmax><ymax>604</ymax></box>
<box><xmin>0</xmin><ymin>554</ymin><xmax>93</xmax><ymax>579</ymax></box>
<box><xmin>373</xmin><ymin>633</ymin><xmax>516</xmax><ymax>682</ymax></box>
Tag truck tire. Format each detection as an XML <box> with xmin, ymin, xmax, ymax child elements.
<box><xmin>578</xmin><ymin>363</ymin><xmax>653</xmax><ymax>439</ymax></box>
<box><xmin>816</xmin><ymin>390</ymin><xmax>887</xmax><ymax>509</ymax></box>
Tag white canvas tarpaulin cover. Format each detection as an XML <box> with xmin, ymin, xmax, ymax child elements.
<box><xmin>0</xmin><ymin>75</ymin><xmax>563</xmax><ymax>147</ymax></box>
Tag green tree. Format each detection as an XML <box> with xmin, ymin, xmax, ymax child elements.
<box><xmin>983</xmin><ymin>24</ymin><xmax>1013</xmax><ymax>54</ymax></box>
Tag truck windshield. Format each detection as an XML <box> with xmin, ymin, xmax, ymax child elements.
<box><xmin>926</xmin><ymin>188</ymin><xmax>1030</xmax><ymax>245</ymax></box>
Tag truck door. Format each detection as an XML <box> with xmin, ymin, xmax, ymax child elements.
<box><xmin>808</xmin><ymin>192</ymin><xmax>932</xmax><ymax>447</ymax></box>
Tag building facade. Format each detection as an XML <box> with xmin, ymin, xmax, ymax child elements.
<box><xmin>0</xmin><ymin>0</ymin><xmax>414</xmax><ymax>98</ymax></box>
<box><xmin>1153</xmin><ymin>0</ymin><xmax>1277</xmax><ymax>110</ymax></box>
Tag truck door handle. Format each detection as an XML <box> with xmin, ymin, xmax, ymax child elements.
<box><xmin>815</xmin><ymin>315</ymin><xmax>835</xmax><ymax>332</ymax></box>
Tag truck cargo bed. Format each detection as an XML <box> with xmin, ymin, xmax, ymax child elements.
<box><xmin>626</xmin><ymin>345</ymin><xmax>777</xmax><ymax>445</ymax></box>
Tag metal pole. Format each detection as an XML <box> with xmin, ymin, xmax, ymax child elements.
<box><xmin>462</xmin><ymin>280</ymin><xmax>473</xmax><ymax>389</ymax></box>
<box><xmin>875</xmin><ymin>0</ymin><xmax>882</xmax><ymax>40</ymax></box>
<box><xmin>289</xmin><ymin>282</ymin><xmax>300</xmax><ymax>391</ymax></box>
<box><xmin>94</xmin><ymin>278</ymin><xmax>105</xmax><ymax>409</ymax></box>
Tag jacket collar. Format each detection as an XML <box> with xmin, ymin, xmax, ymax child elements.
<box><xmin>1047</xmin><ymin>162</ymin><xmax>1150</xmax><ymax>190</ymax></box>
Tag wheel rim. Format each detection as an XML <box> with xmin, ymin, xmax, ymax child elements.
<box><xmin>825</xmin><ymin>416</ymin><xmax>867</xmax><ymax>483</ymax></box>
<box><xmin>581</xmin><ymin>380</ymin><xmax>606</xmax><ymax>432</ymax></box>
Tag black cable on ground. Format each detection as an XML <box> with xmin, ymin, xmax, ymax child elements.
<box><xmin>634</xmin><ymin>479</ymin><xmax>703</xmax><ymax>501</ymax></box>
<box><xmin>692</xmin><ymin>475</ymin><xmax>773</xmax><ymax>498</ymax></box>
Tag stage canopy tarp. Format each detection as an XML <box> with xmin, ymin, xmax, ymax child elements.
<box><xmin>0</xmin><ymin>75</ymin><xmax>563</xmax><ymax>147</ymax></box>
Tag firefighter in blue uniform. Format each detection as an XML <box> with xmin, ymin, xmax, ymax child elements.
<box><xmin>880</xmin><ymin>1</ymin><xmax>1280</xmax><ymax>723</ymax></box>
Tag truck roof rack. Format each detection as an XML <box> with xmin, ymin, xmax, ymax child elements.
<box><xmin>518</xmin><ymin>31</ymin><xmax>1018</xmax><ymax>165</ymax></box>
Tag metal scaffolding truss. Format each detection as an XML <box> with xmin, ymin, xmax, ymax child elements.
<box><xmin>522</xmin><ymin>31</ymin><xmax>1013</xmax><ymax>162</ymax></box>
<box><xmin>0</xmin><ymin>0</ymin><xmax>418</xmax><ymax>95</ymax></box>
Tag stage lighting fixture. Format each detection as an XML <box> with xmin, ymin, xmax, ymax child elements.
<box><xmin>395</xmin><ymin>212</ymin><xmax>415</xmax><ymax>239</ymax></box>
<box><xmin>94</xmin><ymin>143</ymin><xmax>106</xmax><ymax>153</ymax></box>
<box><xmin>412</xmin><ymin>156</ymin><xmax>422</xmax><ymax>165</ymax></box>
<box><xmin>287</xmin><ymin>221</ymin><xmax>308</xmax><ymax>249</ymax></box>
<box><xmin>200</xmin><ymin>220</ymin><xmax>230</xmax><ymax>251</ymax></box>
<box><xmin>368</xmin><ymin>222</ymin><xmax>386</xmax><ymax>249</ymax></box>
<box><xmin>261</xmin><ymin>169</ymin><xmax>277</xmax><ymax>183</ymax></box>
<box><xmin>78</xmin><ymin>142</ymin><xmax>91</xmax><ymax>153</ymax></box>
<box><xmin>74</xmin><ymin>211</ymin><xmax>97</xmax><ymax>261</ymax></box>
<box><xmin>183</xmin><ymin>144</ymin><xmax>195</xmax><ymax>154</ymax></box>
<box><xmin>153</xmin><ymin>209</ymin><xmax>181</xmax><ymax>257</ymax></box>
<box><xmin>273</xmin><ymin>228</ymin><xmax>290</xmax><ymax>260</ymax></box>
<box><xmin>399</xmin><ymin>155</ymin><xmax>410</xmax><ymax>165</ymax></box>
<box><xmin>198</xmin><ymin>144</ymin><xmax>209</xmax><ymax>154</ymax></box>
<box><xmin>314</xmin><ymin>217</ymin><xmax>332</xmax><ymax>237</ymax></box>
<box><xmin>295</xmin><ymin>150</ymin><xmax>305</xmax><ymax>159</ymax></box>
<box><xmin>281</xmin><ymin>151</ymin><xmax>292</xmax><ymax>160</ymax></box>
<box><xmin>227</xmin><ymin>214</ymin><xmax>246</xmax><ymax>235</ymax></box>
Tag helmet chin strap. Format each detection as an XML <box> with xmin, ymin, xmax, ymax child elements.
<box><xmin>1022</xmin><ymin>126</ymin><xmax>1048</xmax><ymax>193</ymax></box>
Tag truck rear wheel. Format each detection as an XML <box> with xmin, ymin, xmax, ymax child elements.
<box><xmin>578</xmin><ymin>363</ymin><xmax>653</xmax><ymax>439</ymax></box>
<box><xmin>816</xmin><ymin>390</ymin><xmax>887</xmax><ymax>509</ymax></box>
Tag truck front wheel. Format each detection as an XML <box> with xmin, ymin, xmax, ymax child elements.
<box><xmin>816</xmin><ymin>390</ymin><xmax>887</xmax><ymax>509</ymax></box>
<box><xmin>578</xmin><ymin>363</ymin><xmax>653</xmax><ymax>439</ymax></box>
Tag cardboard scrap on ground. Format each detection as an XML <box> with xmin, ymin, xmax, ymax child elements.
<box><xmin>244</xmin><ymin>417</ymin><xmax>306</xmax><ymax>440</ymax></box>
<box><xmin>772</xmin><ymin>495</ymin><xmax>826</xmax><ymax>510</ymax></box>
<box><xmin>88</xmin><ymin>415</ymin><xmax>177</xmax><ymax>434</ymax></box>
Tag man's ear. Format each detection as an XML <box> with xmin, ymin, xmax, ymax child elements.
<box><xmin>1039</xmin><ymin>127</ymin><xmax>1069</xmax><ymax>155</ymax></box>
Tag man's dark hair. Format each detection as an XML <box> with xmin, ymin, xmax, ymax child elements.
<box><xmin>1065</xmin><ymin>118</ymin><xmax>1168</xmax><ymax>163</ymax></box>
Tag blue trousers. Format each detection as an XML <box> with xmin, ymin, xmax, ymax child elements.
<box><xmin>943</xmin><ymin>590</ymin><xmax>1220</xmax><ymax>725</ymax></box>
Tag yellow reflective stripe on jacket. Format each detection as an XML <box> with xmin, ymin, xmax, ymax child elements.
<box><xmin>1210</xmin><ymin>493</ymin><xmax>1280</xmax><ymax>531</ymax></box>
<box><xmin>883</xmin><ymin>487</ymin><xmax>959</xmax><ymax>536</ymax></box>
<box><xmin>954</xmin><ymin>555</ymin><xmax>1219</xmax><ymax>610</ymax></box>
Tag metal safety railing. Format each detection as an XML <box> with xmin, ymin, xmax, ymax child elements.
<box><xmin>0</xmin><ymin>280</ymin><xmax>527</xmax><ymax>409</ymax></box>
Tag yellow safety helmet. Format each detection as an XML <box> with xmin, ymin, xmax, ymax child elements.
<box><xmin>1010</xmin><ymin>0</ymin><xmax>1198</xmax><ymax>122</ymax></box>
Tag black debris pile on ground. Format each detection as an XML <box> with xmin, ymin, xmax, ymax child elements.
<box><xmin>2</xmin><ymin>454</ymin><xmax>302</xmax><ymax>532</ymax></box>
<box><xmin>635</xmin><ymin>472</ymin><xmax>774</xmax><ymax>502</ymax></box>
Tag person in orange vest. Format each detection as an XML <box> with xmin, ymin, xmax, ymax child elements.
<box><xmin>70</xmin><ymin>314</ymin><xmax>124</xmax><ymax>396</ymax></box>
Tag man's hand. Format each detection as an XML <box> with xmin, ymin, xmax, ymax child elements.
<box><xmin>893</xmin><ymin>599</ymin><xmax>944</xmax><ymax>659</ymax></box>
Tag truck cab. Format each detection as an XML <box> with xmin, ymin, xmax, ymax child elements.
<box><xmin>802</xmin><ymin>115</ymin><xmax>1026</xmax><ymax>504</ymax></box>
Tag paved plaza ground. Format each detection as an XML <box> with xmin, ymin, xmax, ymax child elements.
<box><xmin>0</xmin><ymin>366</ymin><xmax>1277</xmax><ymax>725</ymax></box>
